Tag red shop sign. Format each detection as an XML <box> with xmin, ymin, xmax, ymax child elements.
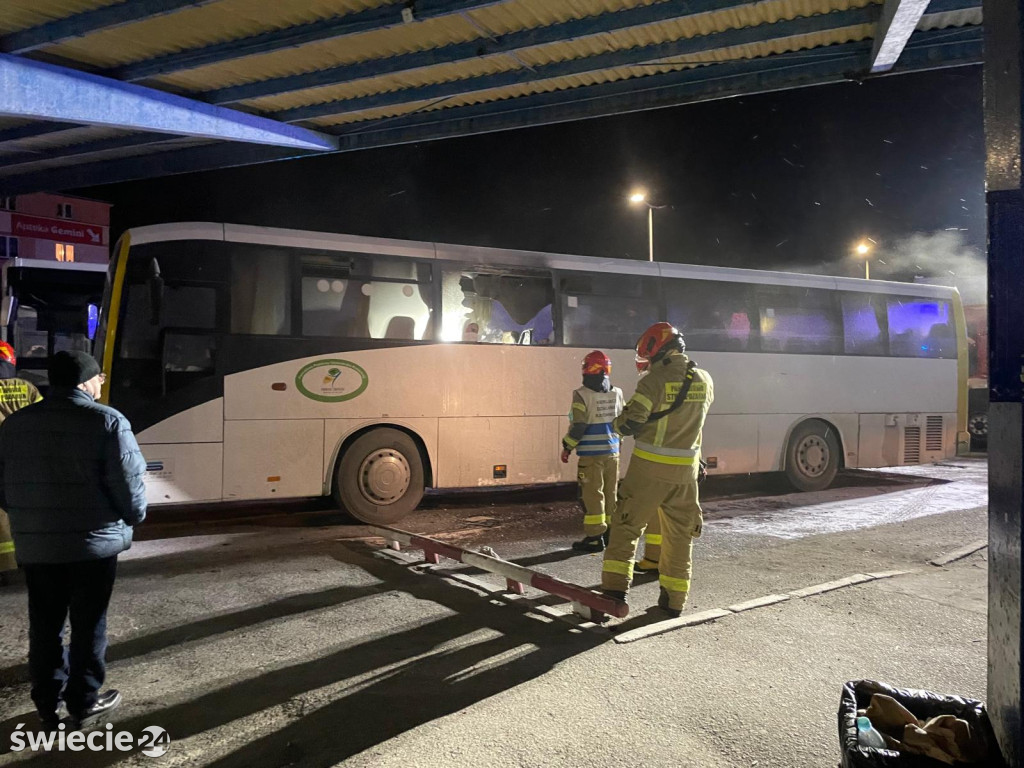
<box><xmin>7</xmin><ymin>214</ymin><xmax>107</xmax><ymax>246</ymax></box>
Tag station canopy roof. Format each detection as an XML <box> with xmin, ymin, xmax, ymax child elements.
<box><xmin>0</xmin><ymin>0</ymin><xmax>982</xmax><ymax>194</ymax></box>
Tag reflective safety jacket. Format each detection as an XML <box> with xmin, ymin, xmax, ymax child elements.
<box><xmin>0</xmin><ymin>378</ymin><xmax>41</xmax><ymax>423</ymax></box>
<box><xmin>563</xmin><ymin>385</ymin><xmax>624</xmax><ymax>456</ymax></box>
<box><xmin>614</xmin><ymin>352</ymin><xmax>713</xmax><ymax>481</ymax></box>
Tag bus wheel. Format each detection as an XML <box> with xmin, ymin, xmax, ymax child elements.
<box><xmin>784</xmin><ymin>420</ymin><xmax>840</xmax><ymax>492</ymax></box>
<box><xmin>334</xmin><ymin>428</ymin><xmax>425</xmax><ymax>525</ymax></box>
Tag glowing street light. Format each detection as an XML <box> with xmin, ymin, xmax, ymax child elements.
<box><xmin>854</xmin><ymin>240</ymin><xmax>873</xmax><ymax>279</ymax></box>
<box><xmin>628</xmin><ymin>188</ymin><xmax>656</xmax><ymax>261</ymax></box>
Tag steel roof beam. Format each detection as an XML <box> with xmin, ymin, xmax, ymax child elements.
<box><xmin>0</xmin><ymin>0</ymin><xmax>219</xmax><ymax>55</ymax></box>
<box><xmin>109</xmin><ymin>0</ymin><xmax>508</xmax><ymax>82</ymax></box>
<box><xmin>0</xmin><ymin>28</ymin><xmax>981</xmax><ymax>195</ymax></box>
<box><xmin>0</xmin><ymin>54</ymin><xmax>338</xmax><ymax>150</ymax></box>
<box><xmin>273</xmin><ymin>0</ymin><xmax>978</xmax><ymax>123</ymax></box>
<box><xmin>870</xmin><ymin>0</ymin><xmax>933</xmax><ymax>72</ymax></box>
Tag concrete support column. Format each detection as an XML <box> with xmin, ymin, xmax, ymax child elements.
<box><xmin>983</xmin><ymin>1</ymin><xmax>1024</xmax><ymax>765</ymax></box>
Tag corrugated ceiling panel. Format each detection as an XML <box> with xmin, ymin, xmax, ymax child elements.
<box><xmin>0</xmin><ymin>137</ymin><xmax>212</xmax><ymax>179</ymax></box>
<box><xmin>154</xmin><ymin>11</ymin><xmax>483</xmax><ymax>93</ymax></box>
<box><xmin>310</xmin><ymin>24</ymin><xmax>875</xmax><ymax>127</ymax></box>
<box><xmin>0</xmin><ymin>118</ymin><xmax>34</xmax><ymax>130</ymax></box>
<box><xmin>918</xmin><ymin>7</ymin><xmax>983</xmax><ymax>31</ymax></box>
<box><xmin>133</xmin><ymin>0</ymin><xmax>655</xmax><ymax>92</ymax></box>
<box><xmin>0</xmin><ymin>0</ymin><xmax>117</xmax><ymax>36</ymax></box>
<box><xmin>240</xmin><ymin>54</ymin><xmax>522</xmax><ymax>112</ymax></box>
<box><xmin>42</xmin><ymin>0</ymin><xmax>384</xmax><ymax>69</ymax></box>
<box><xmin>0</xmin><ymin>125</ymin><xmax>130</xmax><ymax>152</ymax></box>
<box><xmin>240</xmin><ymin>0</ymin><xmax>876</xmax><ymax>113</ymax></box>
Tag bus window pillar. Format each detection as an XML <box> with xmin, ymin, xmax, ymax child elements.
<box><xmin>984</xmin><ymin>1</ymin><xmax>1024</xmax><ymax>763</ymax></box>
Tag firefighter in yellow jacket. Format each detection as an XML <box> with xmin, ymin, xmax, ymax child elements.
<box><xmin>602</xmin><ymin>323</ymin><xmax>713</xmax><ymax>616</ymax></box>
<box><xmin>561</xmin><ymin>351</ymin><xmax>624</xmax><ymax>553</ymax></box>
<box><xmin>0</xmin><ymin>341</ymin><xmax>42</xmax><ymax>579</ymax></box>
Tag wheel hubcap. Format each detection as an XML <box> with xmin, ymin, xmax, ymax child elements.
<box><xmin>969</xmin><ymin>414</ymin><xmax>988</xmax><ymax>437</ymax></box>
<box><xmin>796</xmin><ymin>435</ymin><xmax>830</xmax><ymax>478</ymax></box>
<box><xmin>358</xmin><ymin>449</ymin><xmax>411</xmax><ymax>505</ymax></box>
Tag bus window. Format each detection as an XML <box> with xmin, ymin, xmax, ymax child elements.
<box><xmin>665</xmin><ymin>279</ymin><xmax>754</xmax><ymax>352</ymax></box>
<box><xmin>560</xmin><ymin>273</ymin><xmax>657</xmax><ymax>349</ymax></box>
<box><xmin>301</xmin><ymin>254</ymin><xmax>432</xmax><ymax>341</ymax></box>
<box><xmin>841</xmin><ymin>293</ymin><xmax>888</xmax><ymax>356</ymax></box>
<box><xmin>12</xmin><ymin>307</ymin><xmax>48</xmax><ymax>359</ymax></box>
<box><xmin>115</xmin><ymin>242</ymin><xmax>226</xmax><ymax>406</ymax></box>
<box><xmin>441</xmin><ymin>269</ymin><xmax>553</xmax><ymax>344</ymax></box>
<box><xmin>232</xmin><ymin>247</ymin><xmax>292</xmax><ymax>336</ymax></box>
<box><xmin>758</xmin><ymin>286</ymin><xmax>841</xmax><ymax>355</ymax></box>
<box><xmin>887</xmin><ymin>297</ymin><xmax>955</xmax><ymax>358</ymax></box>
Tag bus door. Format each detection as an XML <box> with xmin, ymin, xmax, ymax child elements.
<box><xmin>111</xmin><ymin>243</ymin><xmax>228</xmax><ymax>504</ymax></box>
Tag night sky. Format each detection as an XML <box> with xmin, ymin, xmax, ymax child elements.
<box><xmin>83</xmin><ymin>66</ymin><xmax>985</xmax><ymax>288</ymax></box>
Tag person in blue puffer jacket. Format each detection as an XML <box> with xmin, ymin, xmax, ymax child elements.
<box><xmin>0</xmin><ymin>350</ymin><xmax>146</xmax><ymax>731</ymax></box>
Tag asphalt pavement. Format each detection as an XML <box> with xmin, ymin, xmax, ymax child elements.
<box><xmin>0</xmin><ymin>460</ymin><xmax>990</xmax><ymax>767</ymax></box>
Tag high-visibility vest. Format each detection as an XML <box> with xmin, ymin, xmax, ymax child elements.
<box><xmin>574</xmin><ymin>386</ymin><xmax>624</xmax><ymax>456</ymax></box>
<box><xmin>0</xmin><ymin>378</ymin><xmax>41</xmax><ymax>422</ymax></box>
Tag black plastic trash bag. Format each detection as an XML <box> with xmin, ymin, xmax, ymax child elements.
<box><xmin>838</xmin><ymin>680</ymin><xmax>1005</xmax><ymax>767</ymax></box>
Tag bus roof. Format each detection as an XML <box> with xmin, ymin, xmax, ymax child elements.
<box><xmin>124</xmin><ymin>222</ymin><xmax>959</xmax><ymax>300</ymax></box>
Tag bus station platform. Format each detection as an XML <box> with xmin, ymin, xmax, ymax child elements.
<box><xmin>0</xmin><ymin>460</ymin><xmax>988</xmax><ymax>766</ymax></box>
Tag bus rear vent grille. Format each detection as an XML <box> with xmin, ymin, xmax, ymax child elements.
<box><xmin>903</xmin><ymin>427</ymin><xmax>921</xmax><ymax>464</ymax></box>
<box><xmin>926</xmin><ymin>416</ymin><xmax>944</xmax><ymax>452</ymax></box>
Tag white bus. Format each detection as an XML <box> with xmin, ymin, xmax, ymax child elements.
<box><xmin>94</xmin><ymin>223</ymin><xmax>968</xmax><ymax>524</ymax></box>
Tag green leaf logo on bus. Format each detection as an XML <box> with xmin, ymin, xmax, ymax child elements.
<box><xmin>295</xmin><ymin>359</ymin><xmax>369</xmax><ymax>403</ymax></box>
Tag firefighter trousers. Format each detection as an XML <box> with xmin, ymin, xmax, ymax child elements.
<box><xmin>602</xmin><ymin>462</ymin><xmax>703</xmax><ymax>611</ymax></box>
<box><xmin>641</xmin><ymin>508</ymin><xmax>663</xmax><ymax>565</ymax></box>
<box><xmin>0</xmin><ymin>508</ymin><xmax>17</xmax><ymax>574</ymax></box>
<box><xmin>576</xmin><ymin>454</ymin><xmax>619</xmax><ymax>536</ymax></box>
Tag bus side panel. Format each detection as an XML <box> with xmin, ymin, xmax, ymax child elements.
<box><xmin>223</xmin><ymin>419</ymin><xmax>325</xmax><ymax>501</ymax></box>
<box><xmin>136</xmin><ymin>398</ymin><xmax>223</xmax><ymax>444</ymax></box>
<box><xmin>697</xmin><ymin>415</ymin><xmax>758</xmax><ymax>475</ymax></box>
<box><xmin>140</xmin><ymin>443</ymin><xmax>223</xmax><ymax>504</ymax></box>
<box><xmin>323</xmin><ymin>417</ymin><xmax>439</xmax><ymax>492</ymax></box>
<box><xmin>437</xmin><ymin>416</ymin><xmax>568</xmax><ymax>487</ymax></box>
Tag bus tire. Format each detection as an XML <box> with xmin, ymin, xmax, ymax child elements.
<box><xmin>334</xmin><ymin>428</ymin><xmax>425</xmax><ymax>525</ymax></box>
<box><xmin>784</xmin><ymin>420</ymin><xmax>840</xmax><ymax>492</ymax></box>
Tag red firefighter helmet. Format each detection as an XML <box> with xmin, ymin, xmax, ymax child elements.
<box><xmin>0</xmin><ymin>340</ymin><xmax>15</xmax><ymax>366</ymax></box>
<box><xmin>582</xmin><ymin>350</ymin><xmax>611</xmax><ymax>376</ymax></box>
<box><xmin>635</xmin><ymin>322</ymin><xmax>683</xmax><ymax>373</ymax></box>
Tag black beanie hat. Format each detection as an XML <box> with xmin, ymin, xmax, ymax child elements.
<box><xmin>49</xmin><ymin>350</ymin><xmax>102</xmax><ymax>387</ymax></box>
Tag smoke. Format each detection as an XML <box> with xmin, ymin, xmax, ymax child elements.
<box><xmin>877</xmin><ymin>230</ymin><xmax>987</xmax><ymax>304</ymax></box>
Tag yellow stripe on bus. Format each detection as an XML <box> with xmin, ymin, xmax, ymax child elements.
<box><xmin>100</xmin><ymin>235</ymin><xmax>131</xmax><ymax>405</ymax></box>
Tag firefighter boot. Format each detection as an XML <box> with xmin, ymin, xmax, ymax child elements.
<box><xmin>572</xmin><ymin>535</ymin><xmax>605</xmax><ymax>553</ymax></box>
<box><xmin>657</xmin><ymin>587</ymin><xmax>682</xmax><ymax>618</ymax></box>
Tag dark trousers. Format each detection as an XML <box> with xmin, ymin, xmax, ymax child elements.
<box><xmin>23</xmin><ymin>557</ymin><xmax>118</xmax><ymax>718</ymax></box>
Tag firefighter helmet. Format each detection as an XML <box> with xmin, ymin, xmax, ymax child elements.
<box><xmin>582</xmin><ymin>350</ymin><xmax>611</xmax><ymax>376</ymax></box>
<box><xmin>635</xmin><ymin>322</ymin><xmax>684</xmax><ymax>373</ymax></box>
<box><xmin>0</xmin><ymin>341</ymin><xmax>15</xmax><ymax>366</ymax></box>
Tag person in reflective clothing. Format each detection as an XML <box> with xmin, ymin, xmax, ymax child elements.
<box><xmin>0</xmin><ymin>340</ymin><xmax>41</xmax><ymax>580</ymax></box>
<box><xmin>561</xmin><ymin>350</ymin><xmax>624</xmax><ymax>553</ymax></box>
<box><xmin>602</xmin><ymin>323</ymin><xmax>714</xmax><ymax>616</ymax></box>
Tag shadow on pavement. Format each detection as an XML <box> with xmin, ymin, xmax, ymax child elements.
<box><xmin>0</xmin><ymin>582</ymin><xmax>389</xmax><ymax>691</ymax></box>
<box><xmin>11</xmin><ymin>542</ymin><xmax>601</xmax><ymax>767</ymax></box>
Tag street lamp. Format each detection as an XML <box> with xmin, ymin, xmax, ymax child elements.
<box><xmin>628</xmin><ymin>189</ymin><xmax>656</xmax><ymax>262</ymax></box>
<box><xmin>854</xmin><ymin>240</ymin><xmax>872</xmax><ymax>279</ymax></box>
